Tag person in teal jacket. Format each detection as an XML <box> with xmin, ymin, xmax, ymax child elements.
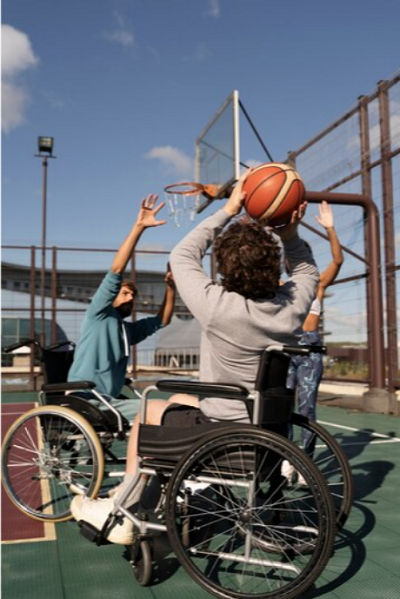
<box><xmin>67</xmin><ymin>194</ymin><xmax>175</xmax><ymax>422</ymax></box>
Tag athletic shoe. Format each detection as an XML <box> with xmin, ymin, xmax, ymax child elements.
<box><xmin>281</xmin><ymin>460</ymin><xmax>295</xmax><ymax>484</ymax></box>
<box><xmin>297</xmin><ymin>471</ymin><xmax>307</xmax><ymax>486</ymax></box>
<box><xmin>70</xmin><ymin>495</ymin><xmax>134</xmax><ymax>545</ymax></box>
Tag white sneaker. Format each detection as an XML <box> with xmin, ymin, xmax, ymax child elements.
<box><xmin>70</xmin><ymin>495</ymin><xmax>134</xmax><ymax>545</ymax></box>
<box><xmin>297</xmin><ymin>471</ymin><xmax>307</xmax><ymax>486</ymax></box>
<box><xmin>281</xmin><ymin>460</ymin><xmax>295</xmax><ymax>484</ymax></box>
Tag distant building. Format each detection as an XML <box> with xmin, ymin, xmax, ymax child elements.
<box><xmin>155</xmin><ymin>316</ymin><xmax>201</xmax><ymax>370</ymax></box>
<box><xmin>1</xmin><ymin>262</ymin><xmax>190</xmax><ymax>316</ymax></box>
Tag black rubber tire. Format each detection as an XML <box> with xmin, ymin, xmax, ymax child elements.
<box><xmin>133</xmin><ymin>539</ymin><xmax>153</xmax><ymax>586</ymax></box>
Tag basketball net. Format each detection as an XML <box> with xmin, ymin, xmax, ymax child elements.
<box><xmin>164</xmin><ymin>182</ymin><xmax>221</xmax><ymax>227</ymax></box>
<box><xmin>165</xmin><ymin>191</ymin><xmax>200</xmax><ymax>228</ymax></box>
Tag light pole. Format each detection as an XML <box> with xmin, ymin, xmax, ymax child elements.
<box><xmin>35</xmin><ymin>136</ymin><xmax>56</xmax><ymax>346</ymax></box>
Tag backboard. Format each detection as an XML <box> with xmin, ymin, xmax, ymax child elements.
<box><xmin>194</xmin><ymin>90</ymin><xmax>240</xmax><ymax>211</ymax></box>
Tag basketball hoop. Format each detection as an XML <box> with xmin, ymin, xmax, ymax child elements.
<box><xmin>164</xmin><ymin>182</ymin><xmax>219</xmax><ymax>227</ymax></box>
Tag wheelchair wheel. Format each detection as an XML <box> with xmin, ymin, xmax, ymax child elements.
<box><xmin>289</xmin><ymin>413</ymin><xmax>353</xmax><ymax>529</ymax></box>
<box><xmin>131</xmin><ymin>539</ymin><xmax>153</xmax><ymax>586</ymax></box>
<box><xmin>2</xmin><ymin>406</ymin><xmax>104</xmax><ymax>522</ymax></box>
<box><xmin>165</xmin><ymin>426</ymin><xmax>336</xmax><ymax>599</ymax></box>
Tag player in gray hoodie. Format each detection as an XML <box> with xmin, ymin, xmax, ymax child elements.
<box><xmin>71</xmin><ymin>171</ymin><xmax>319</xmax><ymax>543</ymax></box>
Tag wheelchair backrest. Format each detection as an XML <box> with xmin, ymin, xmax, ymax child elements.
<box><xmin>254</xmin><ymin>350</ymin><xmax>295</xmax><ymax>425</ymax></box>
<box><xmin>41</xmin><ymin>347</ymin><xmax>75</xmax><ymax>384</ymax></box>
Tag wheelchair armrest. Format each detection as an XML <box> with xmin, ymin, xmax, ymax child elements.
<box><xmin>41</xmin><ymin>380</ymin><xmax>96</xmax><ymax>393</ymax></box>
<box><xmin>156</xmin><ymin>379</ymin><xmax>250</xmax><ymax>400</ymax></box>
<box><xmin>282</xmin><ymin>344</ymin><xmax>327</xmax><ymax>356</ymax></box>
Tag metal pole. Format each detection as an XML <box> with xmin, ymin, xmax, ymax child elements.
<box><xmin>378</xmin><ymin>80</ymin><xmax>399</xmax><ymax>393</ymax></box>
<box><xmin>358</xmin><ymin>94</ymin><xmax>374</xmax><ymax>391</ymax></box>
<box><xmin>30</xmin><ymin>247</ymin><xmax>36</xmax><ymax>390</ymax></box>
<box><xmin>51</xmin><ymin>247</ymin><xmax>57</xmax><ymax>344</ymax></box>
<box><xmin>40</xmin><ymin>156</ymin><xmax>48</xmax><ymax>347</ymax></box>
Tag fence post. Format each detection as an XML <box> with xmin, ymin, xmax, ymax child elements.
<box><xmin>29</xmin><ymin>247</ymin><xmax>36</xmax><ymax>391</ymax></box>
<box><xmin>378</xmin><ymin>80</ymin><xmax>399</xmax><ymax>397</ymax></box>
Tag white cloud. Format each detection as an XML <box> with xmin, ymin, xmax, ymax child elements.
<box><xmin>2</xmin><ymin>24</ymin><xmax>38</xmax><ymax>76</ymax></box>
<box><xmin>2</xmin><ymin>81</ymin><xmax>27</xmax><ymax>132</ymax></box>
<box><xmin>203</xmin><ymin>0</ymin><xmax>221</xmax><ymax>18</ymax></box>
<box><xmin>1</xmin><ymin>24</ymin><xmax>38</xmax><ymax>133</ymax></box>
<box><xmin>243</xmin><ymin>159</ymin><xmax>263</xmax><ymax>169</ymax></box>
<box><xmin>145</xmin><ymin>146</ymin><xmax>194</xmax><ymax>178</ymax></box>
<box><xmin>103</xmin><ymin>10</ymin><xmax>134</xmax><ymax>48</ymax></box>
<box><xmin>40</xmin><ymin>89</ymin><xmax>67</xmax><ymax>110</ymax></box>
<box><xmin>103</xmin><ymin>29</ymin><xmax>134</xmax><ymax>48</ymax></box>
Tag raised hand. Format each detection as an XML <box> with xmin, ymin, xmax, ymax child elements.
<box><xmin>315</xmin><ymin>201</ymin><xmax>334</xmax><ymax>229</ymax></box>
<box><xmin>136</xmin><ymin>194</ymin><xmax>166</xmax><ymax>229</ymax></box>
<box><xmin>273</xmin><ymin>202</ymin><xmax>308</xmax><ymax>241</ymax></box>
<box><xmin>223</xmin><ymin>169</ymin><xmax>253</xmax><ymax>217</ymax></box>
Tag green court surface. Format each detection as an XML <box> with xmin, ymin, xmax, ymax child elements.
<box><xmin>2</xmin><ymin>392</ymin><xmax>400</xmax><ymax>599</ymax></box>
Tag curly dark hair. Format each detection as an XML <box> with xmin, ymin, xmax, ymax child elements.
<box><xmin>213</xmin><ymin>219</ymin><xmax>281</xmax><ymax>300</ymax></box>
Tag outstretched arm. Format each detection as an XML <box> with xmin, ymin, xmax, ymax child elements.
<box><xmin>316</xmin><ymin>201</ymin><xmax>344</xmax><ymax>289</ymax></box>
<box><xmin>111</xmin><ymin>194</ymin><xmax>166</xmax><ymax>274</ymax></box>
<box><xmin>157</xmin><ymin>269</ymin><xmax>176</xmax><ymax>326</ymax></box>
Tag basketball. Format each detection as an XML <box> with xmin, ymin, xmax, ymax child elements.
<box><xmin>243</xmin><ymin>163</ymin><xmax>306</xmax><ymax>226</ymax></box>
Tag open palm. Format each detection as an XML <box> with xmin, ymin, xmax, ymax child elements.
<box><xmin>137</xmin><ymin>194</ymin><xmax>166</xmax><ymax>228</ymax></box>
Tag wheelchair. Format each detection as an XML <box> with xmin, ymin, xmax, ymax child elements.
<box><xmin>2</xmin><ymin>340</ymin><xmax>353</xmax><ymax>537</ymax></box>
<box><xmin>74</xmin><ymin>344</ymin><xmax>344</xmax><ymax>599</ymax></box>
<box><xmin>1</xmin><ymin>338</ymin><xmax>137</xmax><ymax>521</ymax></box>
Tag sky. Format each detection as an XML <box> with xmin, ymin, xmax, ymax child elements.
<box><xmin>2</xmin><ymin>0</ymin><xmax>400</xmax><ymax>256</ymax></box>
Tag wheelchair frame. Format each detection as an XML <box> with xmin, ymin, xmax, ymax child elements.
<box><xmin>75</xmin><ymin>344</ymin><xmax>341</xmax><ymax>599</ymax></box>
<box><xmin>2</xmin><ymin>339</ymin><xmax>353</xmax><ymax>533</ymax></box>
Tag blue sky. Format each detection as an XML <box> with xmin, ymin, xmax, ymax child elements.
<box><xmin>2</xmin><ymin>0</ymin><xmax>400</xmax><ymax>258</ymax></box>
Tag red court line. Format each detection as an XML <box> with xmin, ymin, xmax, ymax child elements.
<box><xmin>2</xmin><ymin>401</ymin><xmax>37</xmax><ymax>414</ymax></box>
<box><xmin>2</xmin><ymin>403</ymin><xmax>48</xmax><ymax>543</ymax></box>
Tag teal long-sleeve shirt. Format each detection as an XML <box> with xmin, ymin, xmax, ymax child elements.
<box><xmin>67</xmin><ymin>270</ymin><xmax>162</xmax><ymax>397</ymax></box>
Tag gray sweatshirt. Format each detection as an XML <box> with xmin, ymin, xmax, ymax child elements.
<box><xmin>170</xmin><ymin>209</ymin><xmax>319</xmax><ymax>422</ymax></box>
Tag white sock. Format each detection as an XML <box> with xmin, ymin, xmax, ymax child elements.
<box><xmin>118</xmin><ymin>474</ymin><xmax>147</xmax><ymax>508</ymax></box>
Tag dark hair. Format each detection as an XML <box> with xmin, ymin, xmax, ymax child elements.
<box><xmin>213</xmin><ymin>219</ymin><xmax>281</xmax><ymax>300</ymax></box>
<box><xmin>121</xmin><ymin>279</ymin><xmax>138</xmax><ymax>296</ymax></box>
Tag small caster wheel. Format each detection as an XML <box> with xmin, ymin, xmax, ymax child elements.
<box><xmin>132</xmin><ymin>539</ymin><xmax>152</xmax><ymax>586</ymax></box>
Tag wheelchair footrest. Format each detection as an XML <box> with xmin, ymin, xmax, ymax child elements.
<box><xmin>79</xmin><ymin>520</ymin><xmax>106</xmax><ymax>546</ymax></box>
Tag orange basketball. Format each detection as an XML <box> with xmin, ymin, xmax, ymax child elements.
<box><xmin>243</xmin><ymin>163</ymin><xmax>306</xmax><ymax>226</ymax></box>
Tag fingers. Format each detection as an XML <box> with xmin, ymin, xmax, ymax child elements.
<box><xmin>140</xmin><ymin>194</ymin><xmax>165</xmax><ymax>216</ymax></box>
<box><xmin>239</xmin><ymin>167</ymin><xmax>253</xmax><ymax>182</ymax></box>
<box><xmin>141</xmin><ymin>194</ymin><xmax>159</xmax><ymax>209</ymax></box>
<box><xmin>290</xmin><ymin>201</ymin><xmax>307</xmax><ymax>224</ymax></box>
<box><xmin>319</xmin><ymin>200</ymin><xmax>331</xmax><ymax>216</ymax></box>
<box><xmin>235</xmin><ymin>168</ymin><xmax>253</xmax><ymax>190</ymax></box>
<box><xmin>153</xmin><ymin>201</ymin><xmax>166</xmax><ymax>214</ymax></box>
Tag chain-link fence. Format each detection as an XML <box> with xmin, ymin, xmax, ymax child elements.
<box><xmin>2</xmin><ymin>75</ymin><xmax>399</xmax><ymax>393</ymax></box>
<box><xmin>287</xmin><ymin>74</ymin><xmax>400</xmax><ymax>392</ymax></box>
